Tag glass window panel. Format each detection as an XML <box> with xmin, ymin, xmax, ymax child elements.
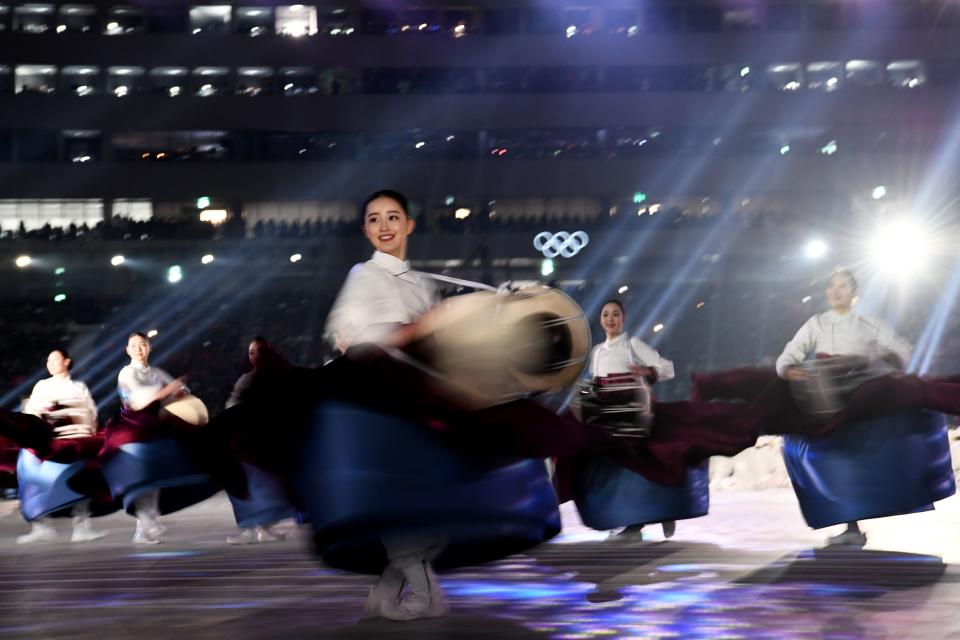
<box><xmin>236</xmin><ymin>67</ymin><xmax>273</xmax><ymax>96</ymax></box>
<box><xmin>149</xmin><ymin>67</ymin><xmax>189</xmax><ymax>96</ymax></box>
<box><xmin>57</xmin><ymin>5</ymin><xmax>96</xmax><ymax>33</ymax></box>
<box><xmin>189</xmin><ymin>5</ymin><xmax>230</xmax><ymax>34</ymax></box>
<box><xmin>276</xmin><ymin>5</ymin><xmax>317</xmax><ymax>36</ymax></box>
<box><xmin>15</xmin><ymin>65</ymin><xmax>57</xmax><ymax>94</ymax></box>
<box><xmin>61</xmin><ymin>66</ymin><xmax>101</xmax><ymax>96</ymax></box>
<box><xmin>14</xmin><ymin>3</ymin><xmax>55</xmax><ymax>33</ymax></box>
<box><xmin>235</xmin><ymin>6</ymin><xmax>271</xmax><ymax>36</ymax></box>
<box><xmin>105</xmin><ymin>5</ymin><xmax>143</xmax><ymax>34</ymax></box>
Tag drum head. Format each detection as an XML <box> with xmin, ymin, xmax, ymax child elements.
<box><xmin>161</xmin><ymin>395</ymin><xmax>210</xmax><ymax>426</ymax></box>
<box><xmin>426</xmin><ymin>287</ymin><xmax>590</xmax><ymax>406</ymax></box>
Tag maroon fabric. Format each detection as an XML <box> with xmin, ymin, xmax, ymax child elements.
<box><xmin>214</xmin><ymin>346</ymin><xmax>762</xmax><ymax>489</ymax></box>
<box><xmin>0</xmin><ymin>436</ymin><xmax>18</xmax><ymax>490</ymax></box>
<box><xmin>691</xmin><ymin>367</ymin><xmax>960</xmax><ymax>437</ymax></box>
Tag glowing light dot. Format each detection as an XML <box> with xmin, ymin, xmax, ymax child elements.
<box><xmin>15</xmin><ymin>255</ymin><xmax>31</xmax><ymax>268</ymax></box>
<box><xmin>872</xmin><ymin>185</ymin><xmax>887</xmax><ymax>200</ymax></box>
<box><xmin>289</xmin><ymin>253</ymin><xmax>302</xmax><ymax>263</ymax></box>
<box><xmin>653</xmin><ymin>323</ymin><xmax>664</xmax><ymax>333</ymax></box>
<box><xmin>147</xmin><ymin>329</ymin><xmax>159</xmax><ymax>338</ymax></box>
<box><xmin>201</xmin><ymin>254</ymin><xmax>214</xmax><ymax>264</ymax></box>
<box><xmin>618</xmin><ymin>285</ymin><xmax>629</xmax><ymax>294</ymax></box>
<box><xmin>110</xmin><ymin>255</ymin><xmax>125</xmax><ymax>266</ymax></box>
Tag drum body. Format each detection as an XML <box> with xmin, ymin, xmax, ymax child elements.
<box><xmin>296</xmin><ymin>401</ymin><xmax>561</xmax><ymax>574</ymax></box>
<box><xmin>572</xmin><ymin>374</ymin><xmax>653</xmax><ymax>439</ymax></box>
<box><xmin>783</xmin><ymin>411</ymin><xmax>955</xmax><ymax>529</ymax></box>
<box><xmin>791</xmin><ymin>355</ymin><xmax>883</xmax><ymax>423</ymax></box>
<box><xmin>17</xmin><ymin>449</ymin><xmax>119</xmax><ymax>520</ymax></box>
<box><xmin>101</xmin><ymin>438</ymin><xmax>219</xmax><ymax>514</ymax></box>
<box><xmin>572</xmin><ymin>456</ymin><xmax>710</xmax><ymax>530</ymax></box>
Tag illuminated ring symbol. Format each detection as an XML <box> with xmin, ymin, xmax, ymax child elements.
<box><xmin>533</xmin><ymin>231</ymin><xmax>590</xmax><ymax>259</ymax></box>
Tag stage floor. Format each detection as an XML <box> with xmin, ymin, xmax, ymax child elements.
<box><xmin>0</xmin><ymin>489</ymin><xmax>958</xmax><ymax>639</ymax></box>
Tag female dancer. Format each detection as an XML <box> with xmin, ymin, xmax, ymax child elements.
<box><xmin>114</xmin><ymin>332</ymin><xmax>193</xmax><ymax>544</ymax></box>
<box><xmin>18</xmin><ymin>348</ymin><xmax>106</xmax><ymax>543</ymax></box>
<box><xmin>586</xmin><ymin>299</ymin><xmax>676</xmax><ymax>541</ymax></box>
<box><xmin>224</xmin><ymin>337</ymin><xmax>292</xmax><ymax>545</ymax></box>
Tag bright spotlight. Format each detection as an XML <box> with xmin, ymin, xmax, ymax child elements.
<box><xmin>872</xmin><ymin>185</ymin><xmax>887</xmax><ymax>200</ymax></box>
<box><xmin>540</xmin><ymin>258</ymin><xmax>554</xmax><ymax>277</ymax></box>
<box><xmin>201</xmin><ymin>254</ymin><xmax>215</xmax><ymax>265</ymax></box>
<box><xmin>652</xmin><ymin>323</ymin><xmax>664</xmax><ymax>333</ymax></box>
<box><xmin>869</xmin><ymin>220</ymin><xmax>931</xmax><ymax>276</ymax></box>
<box><xmin>454</xmin><ymin>208</ymin><xmax>471</xmax><ymax>220</ymax></box>
<box><xmin>617</xmin><ymin>285</ymin><xmax>629</xmax><ymax>294</ymax></box>
<box><xmin>167</xmin><ymin>265</ymin><xmax>183</xmax><ymax>284</ymax></box>
<box><xmin>15</xmin><ymin>255</ymin><xmax>31</xmax><ymax>268</ymax></box>
<box><xmin>53</xmin><ymin>293</ymin><xmax>67</xmax><ymax>303</ymax></box>
<box><xmin>804</xmin><ymin>239</ymin><xmax>828</xmax><ymax>260</ymax></box>
<box><xmin>147</xmin><ymin>329</ymin><xmax>159</xmax><ymax>338</ymax></box>
<box><xmin>289</xmin><ymin>253</ymin><xmax>302</xmax><ymax>263</ymax></box>
<box><xmin>110</xmin><ymin>255</ymin><xmax>125</xmax><ymax>266</ymax></box>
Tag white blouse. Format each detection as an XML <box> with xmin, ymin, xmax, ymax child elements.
<box><xmin>117</xmin><ymin>363</ymin><xmax>180</xmax><ymax>411</ymax></box>
<box><xmin>588</xmin><ymin>332</ymin><xmax>675</xmax><ymax>381</ymax></box>
<box><xmin>325</xmin><ymin>251</ymin><xmax>437</xmax><ymax>348</ymax></box>
<box><xmin>775</xmin><ymin>310</ymin><xmax>913</xmax><ymax>377</ymax></box>
<box><xmin>23</xmin><ymin>375</ymin><xmax>98</xmax><ymax>426</ymax></box>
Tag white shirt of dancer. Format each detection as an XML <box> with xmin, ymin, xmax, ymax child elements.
<box><xmin>325</xmin><ymin>250</ymin><xmax>437</xmax><ymax>348</ymax></box>
<box><xmin>24</xmin><ymin>375</ymin><xmax>98</xmax><ymax>427</ymax></box>
<box><xmin>589</xmin><ymin>332</ymin><xmax>676</xmax><ymax>381</ymax></box>
<box><xmin>117</xmin><ymin>363</ymin><xmax>180</xmax><ymax>411</ymax></box>
<box><xmin>775</xmin><ymin>310</ymin><xmax>913</xmax><ymax>377</ymax></box>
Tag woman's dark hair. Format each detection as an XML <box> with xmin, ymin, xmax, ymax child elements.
<box><xmin>360</xmin><ymin>189</ymin><xmax>410</xmax><ymax>223</ymax></box>
<box><xmin>599</xmin><ymin>299</ymin><xmax>626</xmax><ymax>317</ymax></box>
<box><xmin>828</xmin><ymin>267</ymin><xmax>858</xmax><ymax>292</ymax></box>
<box><xmin>243</xmin><ymin>336</ymin><xmax>292</xmax><ymax>374</ymax></box>
<box><xmin>129</xmin><ymin>331</ymin><xmax>149</xmax><ymax>342</ymax></box>
<box><xmin>50</xmin><ymin>347</ymin><xmax>72</xmax><ymax>370</ymax></box>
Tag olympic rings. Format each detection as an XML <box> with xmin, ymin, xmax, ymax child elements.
<box><xmin>533</xmin><ymin>231</ymin><xmax>590</xmax><ymax>259</ymax></box>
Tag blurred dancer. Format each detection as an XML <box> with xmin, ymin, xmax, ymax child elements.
<box><xmin>18</xmin><ymin>348</ymin><xmax>106</xmax><ymax>543</ymax></box>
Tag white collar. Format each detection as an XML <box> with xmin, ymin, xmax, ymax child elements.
<box><xmin>129</xmin><ymin>361</ymin><xmax>150</xmax><ymax>370</ymax></box>
<box><xmin>371</xmin><ymin>251</ymin><xmax>411</xmax><ymax>276</ymax></box>
<box><xmin>823</xmin><ymin>310</ymin><xmax>857</xmax><ymax>324</ymax></box>
<box><xmin>603</xmin><ymin>332</ymin><xmax>629</xmax><ymax>347</ymax></box>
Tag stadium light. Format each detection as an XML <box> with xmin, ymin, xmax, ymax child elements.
<box><xmin>167</xmin><ymin>265</ymin><xmax>183</xmax><ymax>284</ymax></box>
<box><xmin>868</xmin><ymin>219</ymin><xmax>932</xmax><ymax>276</ymax></box>
<box><xmin>15</xmin><ymin>255</ymin><xmax>31</xmax><ymax>268</ymax></box>
<box><xmin>804</xmin><ymin>239</ymin><xmax>828</xmax><ymax>260</ymax></box>
<box><xmin>110</xmin><ymin>255</ymin><xmax>125</xmax><ymax>266</ymax></box>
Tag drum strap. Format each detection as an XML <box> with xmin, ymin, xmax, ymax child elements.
<box><xmin>417</xmin><ymin>272</ymin><xmax>498</xmax><ymax>292</ymax></box>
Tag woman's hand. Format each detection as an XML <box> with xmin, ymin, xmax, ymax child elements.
<box><xmin>53</xmin><ymin>423</ymin><xmax>97</xmax><ymax>439</ymax></box>
<box><xmin>783</xmin><ymin>366</ymin><xmax>807</xmax><ymax>381</ymax></box>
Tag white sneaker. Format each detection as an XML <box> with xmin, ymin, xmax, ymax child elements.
<box><xmin>133</xmin><ymin>520</ymin><xmax>166</xmax><ymax>545</ymax></box>
<box><xmin>17</xmin><ymin>520</ymin><xmax>58</xmax><ymax>544</ymax></box>
<box><xmin>70</xmin><ymin>520</ymin><xmax>107</xmax><ymax>543</ymax></box>
<box><xmin>256</xmin><ymin>524</ymin><xmax>286</xmax><ymax>543</ymax></box>
<box><xmin>612</xmin><ymin>524</ymin><xmax>644</xmax><ymax>543</ymax></box>
<box><xmin>379</xmin><ymin>559</ymin><xmax>448</xmax><ymax>621</ymax></box>
<box><xmin>226</xmin><ymin>528</ymin><xmax>257</xmax><ymax>545</ymax></box>
<box><xmin>827</xmin><ymin>529</ymin><xmax>867</xmax><ymax>547</ymax></box>
<box><xmin>363</xmin><ymin>566</ymin><xmax>404</xmax><ymax>617</ymax></box>
<box><xmin>661</xmin><ymin>521</ymin><xmax>676</xmax><ymax>539</ymax></box>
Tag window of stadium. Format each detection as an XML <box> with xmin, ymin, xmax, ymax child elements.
<box><xmin>193</xmin><ymin>67</ymin><xmax>230</xmax><ymax>96</ymax></box>
<box><xmin>235</xmin><ymin>6</ymin><xmax>271</xmax><ymax>35</ymax></box>
<box><xmin>604</xmin><ymin>8</ymin><xmax>638</xmax><ymax>35</ymax></box>
<box><xmin>149</xmin><ymin>67</ymin><xmax>188</xmax><ymax>97</ymax></box>
<box><xmin>441</xmin><ymin>8</ymin><xmax>477</xmax><ymax>37</ymax></box>
<box><xmin>399</xmin><ymin>9</ymin><xmax>439</xmax><ymax>33</ymax></box>
<box><xmin>105</xmin><ymin>5</ymin><xmax>144</xmax><ymax>34</ymax></box>
<box><xmin>15</xmin><ymin>65</ymin><xmax>56</xmax><ymax>94</ymax></box>
<box><xmin>237</xmin><ymin>67</ymin><xmax>274</xmax><ymax>96</ymax></box>
<box><xmin>61</xmin><ymin>66</ymin><xmax>100</xmax><ymax>97</ymax></box>
<box><xmin>845</xmin><ymin>60</ymin><xmax>883</xmax><ymax>87</ymax></box>
<box><xmin>319</xmin><ymin>7</ymin><xmax>355</xmax><ymax>35</ymax></box>
<box><xmin>57</xmin><ymin>5</ymin><xmax>95</xmax><ymax>32</ymax></box>
<box><xmin>63</xmin><ymin>130</ymin><xmax>101</xmax><ymax>163</ymax></box>
<box><xmin>13</xmin><ymin>3</ymin><xmax>54</xmax><ymax>33</ymax></box>
<box><xmin>0</xmin><ymin>5</ymin><xmax>9</xmax><ymax>31</ymax></box>
<box><xmin>806</xmin><ymin>62</ymin><xmax>842</xmax><ymax>91</ymax></box>
<box><xmin>189</xmin><ymin>5</ymin><xmax>230</xmax><ymax>34</ymax></box>
<box><xmin>276</xmin><ymin>5</ymin><xmax>317</xmax><ymax>37</ymax></box>
<box><xmin>887</xmin><ymin>60</ymin><xmax>926</xmax><ymax>89</ymax></box>
<box><xmin>0</xmin><ymin>199</ymin><xmax>104</xmax><ymax>231</ymax></box>
<box><xmin>0</xmin><ymin>66</ymin><xmax>10</xmax><ymax>94</ymax></box>
<box><xmin>108</xmin><ymin>66</ymin><xmax>146</xmax><ymax>97</ymax></box>
<box><xmin>280</xmin><ymin>67</ymin><xmax>318</xmax><ymax>95</ymax></box>
<box><xmin>765</xmin><ymin>63</ymin><xmax>802</xmax><ymax>91</ymax></box>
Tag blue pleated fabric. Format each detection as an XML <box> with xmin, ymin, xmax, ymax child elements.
<box><xmin>296</xmin><ymin>402</ymin><xmax>561</xmax><ymax>574</ymax></box>
<box><xmin>572</xmin><ymin>456</ymin><xmax>710</xmax><ymax>530</ymax></box>
<box><xmin>783</xmin><ymin>411</ymin><xmax>955</xmax><ymax>529</ymax></box>
<box><xmin>101</xmin><ymin>438</ymin><xmax>219</xmax><ymax>515</ymax></box>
